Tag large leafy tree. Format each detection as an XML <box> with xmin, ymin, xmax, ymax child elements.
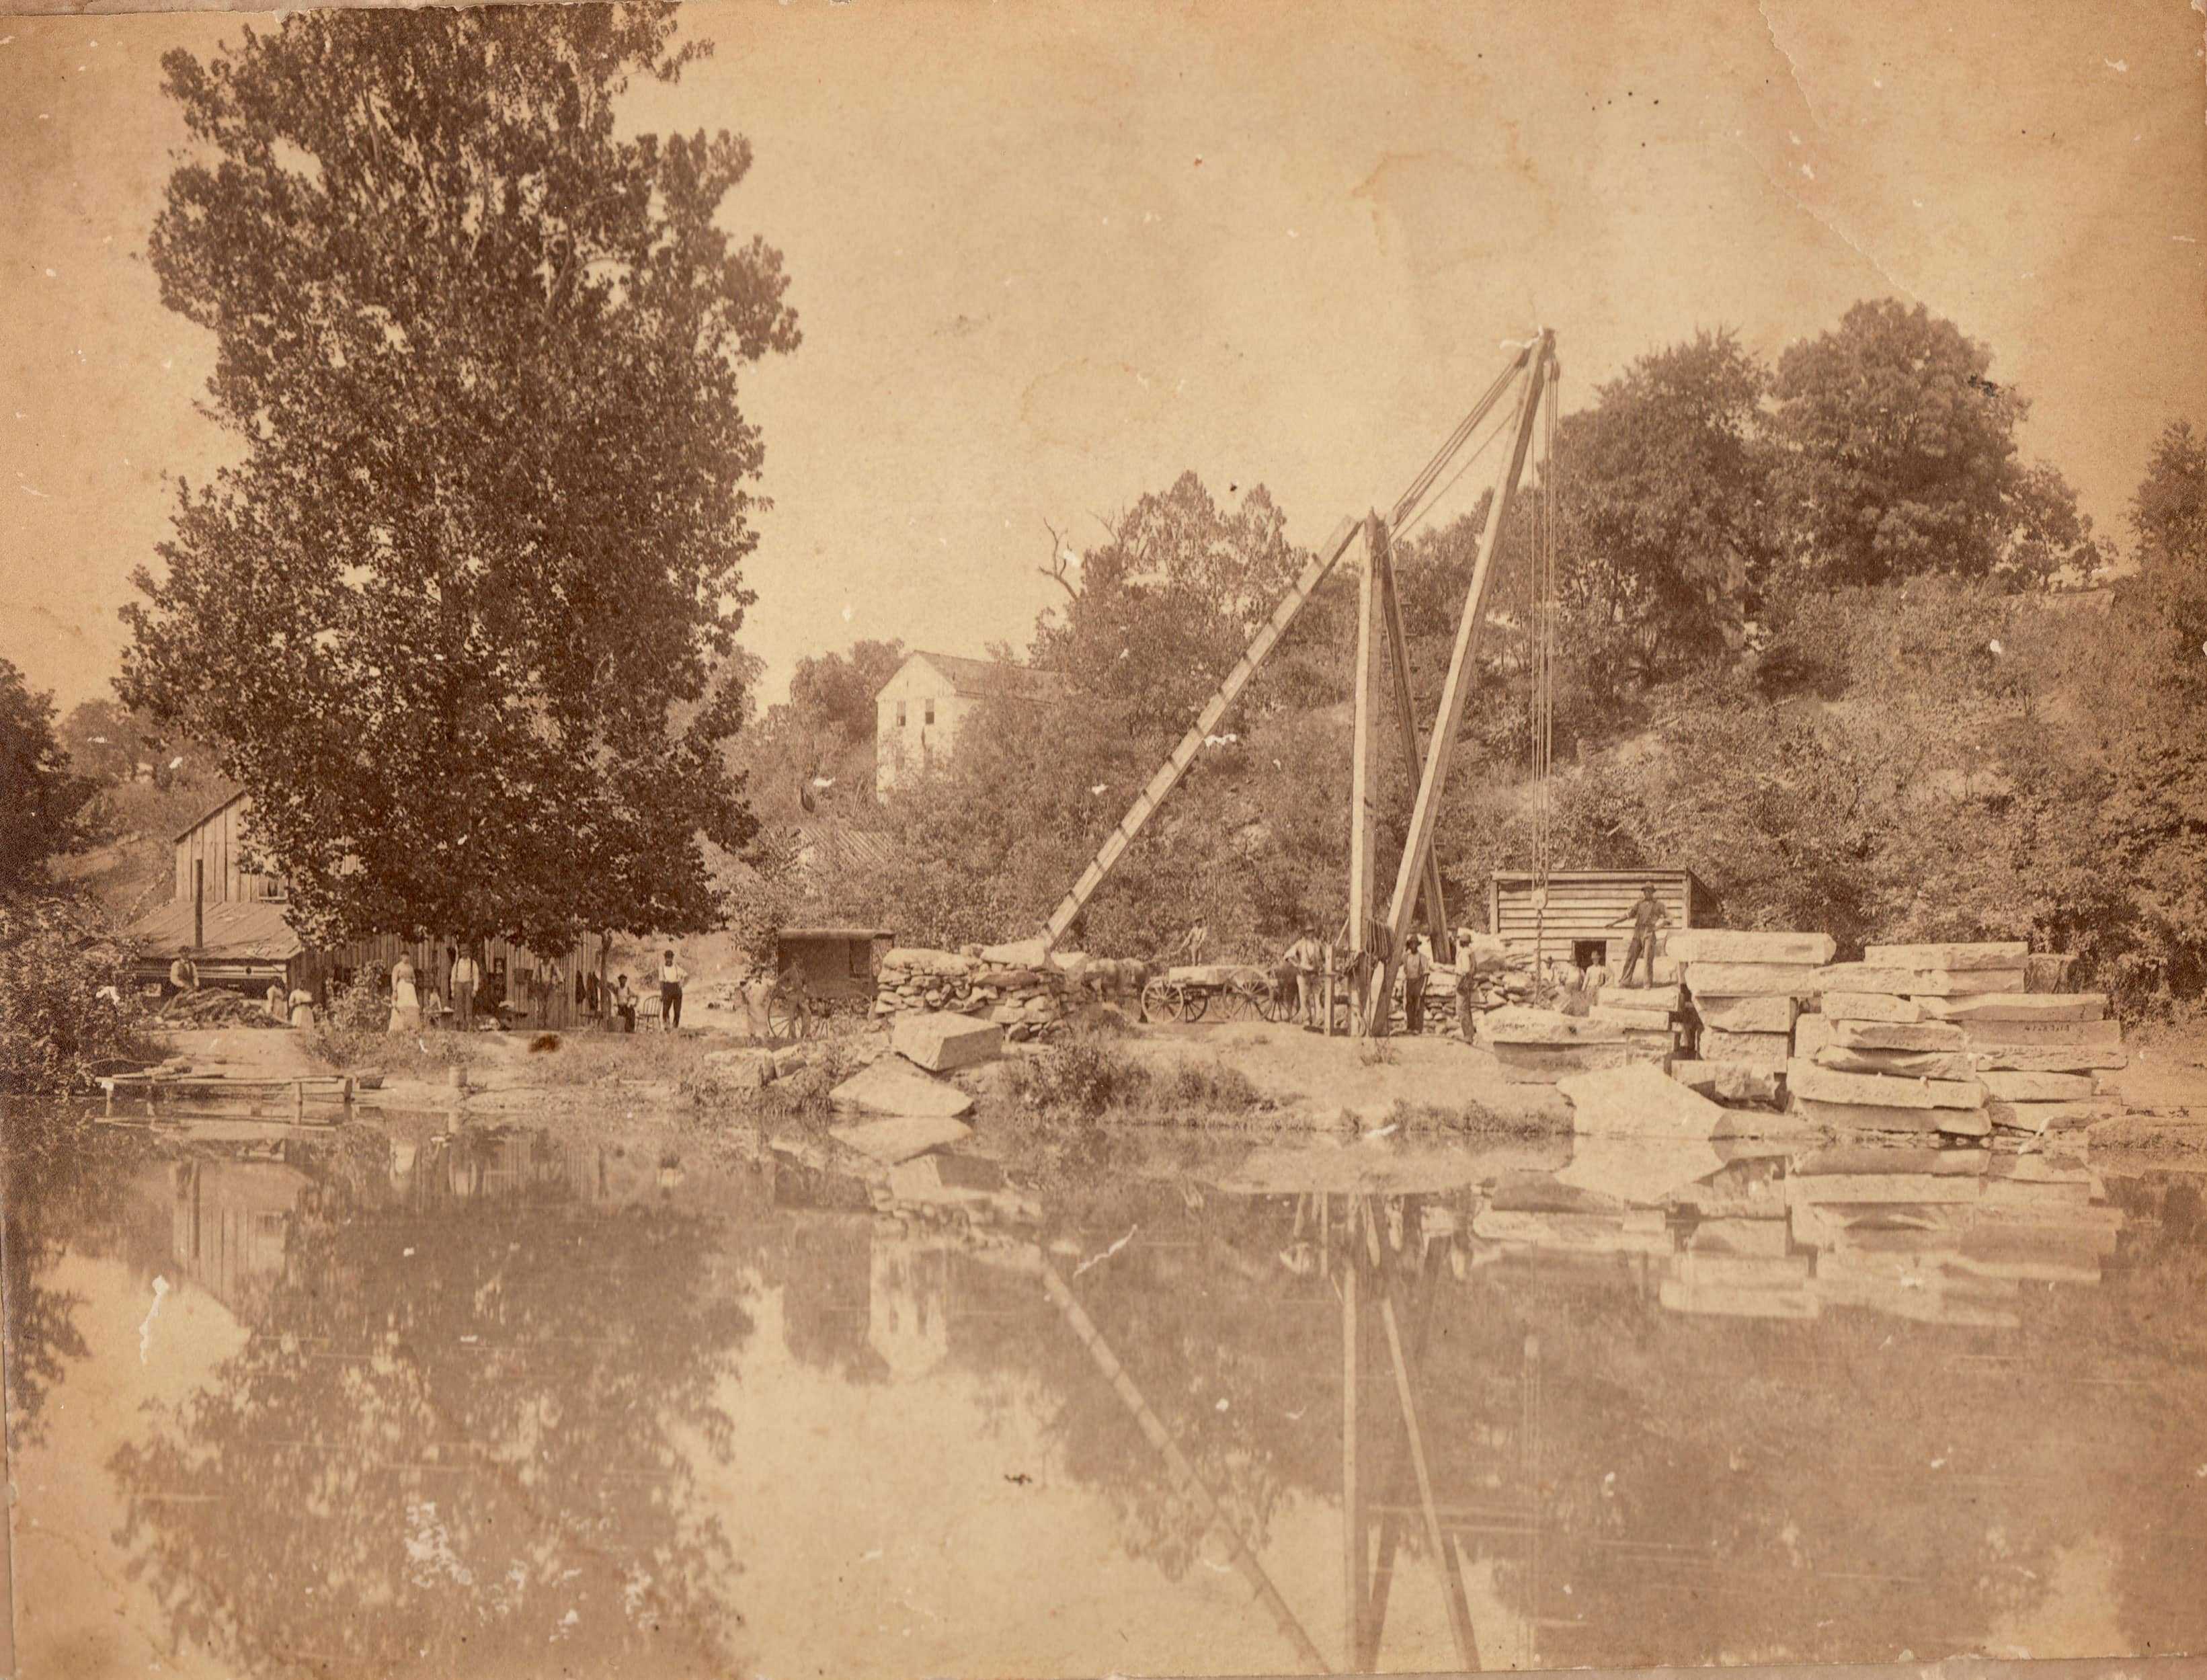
<box><xmin>1032</xmin><ymin>472</ymin><xmax>1303</xmax><ymax>742</ymax></box>
<box><xmin>1767</xmin><ymin>299</ymin><xmax>2099</xmax><ymax>590</ymax></box>
<box><xmin>120</xmin><ymin>5</ymin><xmax>799</xmax><ymax>951</ymax></box>
<box><xmin>1552</xmin><ymin>329</ymin><xmax>1778</xmax><ymax>676</ymax></box>
<box><xmin>0</xmin><ymin>659</ymin><xmax>91</xmax><ymax>899</ymax></box>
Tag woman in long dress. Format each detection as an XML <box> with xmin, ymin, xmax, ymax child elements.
<box><xmin>389</xmin><ymin>953</ymin><xmax>424</xmax><ymax>1033</ymax></box>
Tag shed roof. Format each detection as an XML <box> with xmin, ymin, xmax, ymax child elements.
<box><xmin>128</xmin><ymin>897</ymin><xmax>305</xmax><ymax>962</ymax></box>
<box><xmin>893</xmin><ymin>651</ymin><xmax>1068</xmax><ymax>702</ymax></box>
<box><xmin>1493</xmin><ymin>868</ymin><xmax>1704</xmax><ymax>889</ymax></box>
<box><xmin>778</xmin><ymin>925</ymin><xmax>895</xmax><ymax>941</ymax></box>
<box><xmin>173</xmin><ymin>787</ymin><xmax>249</xmax><ymax>844</ymax></box>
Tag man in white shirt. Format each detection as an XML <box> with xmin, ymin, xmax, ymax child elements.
<box><xmin>659</xmin><ymin>949</ymin><xmax>688</xmax><ymax>1031</ymax></box>
<box><xmin>450</xmin><ymin>949</ymin><xmax>481</xmax><ymax>1031</ymax></box>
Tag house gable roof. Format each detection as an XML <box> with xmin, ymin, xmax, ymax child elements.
<box><xmin>890</xmin><ymin>651</ymin><xmax>1067</xmax><ymax>703</ymax></box>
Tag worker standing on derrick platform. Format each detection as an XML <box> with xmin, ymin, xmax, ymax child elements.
<box><xmin>1611</xmin><ymin>884</ymin><xmax>1669</xmax><ymax>989</ymax></box>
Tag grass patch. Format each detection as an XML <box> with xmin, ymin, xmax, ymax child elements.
<box><xmin>994</xmin><ymin>1030</ymin><xmax>1269</xmax><ymax>1129</ymax></box>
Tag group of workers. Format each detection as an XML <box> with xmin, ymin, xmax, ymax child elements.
<box><xmin>163</xmin><ymin>941</ymin><xmax>698</xmax><ymax>1036</ymax></box>
<box><xmin>1275</xmin><ymin>883</ymin><xmax>1670</xmax><ymax>1034</ymax></box>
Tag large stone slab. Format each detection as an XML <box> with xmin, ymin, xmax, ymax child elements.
<box><xmin>1693</xmin><ymin>994</ymin><xmax>1798</xmax><ymax>1033</ymax></box>
<box><xmin>1831</xmin><ymin>1018</ymin><xmax>1966</xmax><ymax>1052</ymax></box>
<box><xmin>1558</xmin><ymin>1059</ymin><xmax>1730</xmax><ymax>1139</ymax></box>
<box><xmin>1666</xmin><ymin>930</ymin><xmax>1836</xmax><ymax>966</ymax></box>
<box><xmin>1863</xmin><ymin>941</ymin><xmax>2030</xmax><ymax>971</ymax></box>
<box><xmin>1987</xmin><ymin>1096</ymin><xmax>2122</xmax><ymax>1133</ymax></box>
<box><xmin>1480</xmin><ymin>1006</ymin><xmax>1628</xmax><ymax>1046</ymax></box>
<box><xmin>1789</xmin><ymin>1060</ymin><xmax>1982</xmax><ymax>1109</ymax></box>
<box><xmin>1792</xmin><ymin>1096</ymin><xmax>1988</xmax><ymax>1135</ymax></box>
<box><xmin>1979</xmin><ymin>1069</ymin><xmax>2097</xmax><ymax>1103</ymax></box>
<box><xmin>1968</xmin><ymin>1043</ymin><xmax>2128</xmax><ymax>1073</ymax></box>
<box><xmin>1918</xmin><ymin>992</ymin><xmax>2108</xmax><ymax>1023</ymax></box>
<box><xmin>1670</xmin><ymin>1060</ymin><xmax>1785</xmax><ymax>1105</ymax></box>
<box><xmin>886</xmin><ymin>1153</ymin><xmax>1041</xmax><ymax>1224</ymax></box>
<box><xmin>1593</xmin><ymin>982</ymin><xmax>1685</xmax><ymax>1012</ymax></box>
<box><xmin>1589</xmin><ymin>1004</ymin><xmax>1676</xmax><ymax>1033</ymax></box>
<box><xmin>1822</xmin><ymin>991</ymin><xmax>1923</xmax><ymax>1024</ymax></box>
<box><xmin>893</xmin><ymin>1010</ymin><xmax>1004</xmax><ymax>1073</ymax></box>
<box><xmin>1812</xmin><ymin>963</ymin><xmax>2028</xmax><ymax>997</ymax></box>
<box><xmin>1793</xmin><ymin>1015</ymin><xmax>1836</xmax><ymax>1058</ymax></box>
<box><xmin>1492</xmin><ymin>1041</ymin><xmax>1664</xmax><ymax>1084</ymax></box>
<box><xmin>1788</xmin><ymin>1061</ymin><xmax>1930</xmax><ymax>1109</ymax></box>
<box><xmin>1955</xmin><ymin>1017</ymin><xmax>2122</xmax><ymax>1047</ymax></box>
<box><xmin>1812</xmin><ymin>1045</ymin><xmax>1976</xmax><ymax>1081</ymax></box>
<box><xmin>1697</xmin><ymin>1028</ymin><xmax>1793</xmax><ymax>1070</ymax></box>
<box><xmin>1683</xmin><ymin>961</ymin><xmax>1831</xmax><ymax>996</ymax></box>
<box><xmin>829</xmin><ymin>1059</ymin><xmax>975</xmax><ymax>1119</ymax></box>
<box><xmin>830</xmin><ymin>1113</ymin><xmax>975</xmax><ymax>1164</ymax></box>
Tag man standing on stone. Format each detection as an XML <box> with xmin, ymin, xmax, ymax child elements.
<box><xmin>659</xmin><ymin>948</ymin><xmax>688</xmax><ymax>1031</ymax></box>
<box><xmin>1610</xmin><ymin>885</ymin><xmax>1669</xmax><ymax>989</ymax></box>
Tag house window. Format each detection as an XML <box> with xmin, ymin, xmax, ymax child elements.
<box><xmin>924</xmin><ymin>699</ymin><xmax>936</xmax><ymax>725</ymax></box>
<box><xmin>895</xmin><ymin>701</ymin><xmax>907</xmax><ymax>728</ymax></box>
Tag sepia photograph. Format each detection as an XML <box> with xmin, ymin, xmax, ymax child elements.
<box><xmin>3</xmin><ymin>1</ymin><xmax>2205</xmax><ymax>1675</ymax></box>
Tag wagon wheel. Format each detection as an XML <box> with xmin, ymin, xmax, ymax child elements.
<box><xmin>1219</xmin><ymin>977</ymin><xmax>1267</xmax><ymax>1022</ymax></box>
<box><xmin>1181</xmin><ymin>987</ymin><xmax>1211</xmax><ymax>1024</ymax></box>
<box><xmin>768</xmin><ymin>993</ymin><xmax>815</xmax><ymax>1042</ymax></box>
<box><xmin>1141</xmin><ymin>977</ymin><xmax>1188</xmax><ymax>1023</ymax></box>
<box><xmin>1256</xmin><ymin>981</ymin><xmax>1296</xmax><ymax>1025</ymax></box>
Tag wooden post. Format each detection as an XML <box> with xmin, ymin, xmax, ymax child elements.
<box><xmin>192</xmin><ymin>858</ymin><xmax>204</xmax><ymax>953</ymax></box>
<box><xmin>1371</xmin><ymin>533</ymin><xmax>1451</xmax><ymax>955</ymax></box>
<box><xmin>1342</xmin><ymin>1198</ymin><xmax>1367</xmax><ymax>1666</ymax></box>
<box><xmin>1368</xmin><ymin>334</ymin><xmax>1553</xmax><ymax>1033</ymax></box>
<box><xmin>1348</xmin><ymin>517</ymin><xmax>1383</xmax><ymax>1036</ymax></box>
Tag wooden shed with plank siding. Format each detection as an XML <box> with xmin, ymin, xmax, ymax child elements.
<box><xmin>1488</xmin><ymin>868</ymin><xmax>1713</xmax><ymax>969</ymax></box>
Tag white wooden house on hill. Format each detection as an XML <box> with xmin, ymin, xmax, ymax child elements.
<box><xmin>873</xmin><ymin>651</ymin><xmax>1066</xmax><ymax>793</ymax></box>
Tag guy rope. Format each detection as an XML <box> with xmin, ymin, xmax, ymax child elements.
<box><xmin>1039</xmin><ymin>335</ymin><xmax>1559</xmax><ymax>961</ymax></box>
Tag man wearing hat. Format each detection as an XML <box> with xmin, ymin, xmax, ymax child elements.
<box><xmin>1451</xmin><ymin>927</ymin><xmax>1482</xmax><ymax>1040</ymax></box>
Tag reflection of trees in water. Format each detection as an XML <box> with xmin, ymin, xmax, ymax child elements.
<box><xmin>1</xmin><ymin>1106</ymin><xmax>149</xmax><ymax>1446</ymax></box>
<box><xmin>106</xmin><ymin>1128</ymin><xmax>763</xmax><ymax>1678</ymax></box>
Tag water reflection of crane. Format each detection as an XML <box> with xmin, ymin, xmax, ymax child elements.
<box><xmin>1040</xmin><ymin>1189</ymin><xmax>1514</xmax><ymax>1674</ymax></box>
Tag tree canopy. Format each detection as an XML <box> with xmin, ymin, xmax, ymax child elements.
<box><xmin>119</xmin><ymin>3</ymin><xmax>798</xmax><ymax>950</ymax></box>
<box><xmin>0</xmin><ymin>659</ymin><xmax>90</xmax><ymax>901</ymax></box>
<box><xmin>1767</xmin><ymin>299</ymin><xmax>2102</xmax><ymax>590</ymax></box>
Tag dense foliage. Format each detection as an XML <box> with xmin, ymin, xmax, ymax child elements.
<box><xmin>0</xmin><ymin>895</ymin><xmax>159</xmax><ymax>1093</ymax></box>
<box><xmin>0</xmin><ymin>659</ymin><xmax>91</xmax><ymax>900</ymax></box>
<box><xmin>774</xmin><ymin>304</ymin><xmax>2196</xmax><ymax>1016</ymax></box>
<box><xmin>120</xmin><ymin>3</ymin><xmax>797</xmax><ymax>952</ymax></box>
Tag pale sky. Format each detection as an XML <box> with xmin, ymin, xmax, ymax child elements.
<box><xmin>3</xmin><ymin>0</ymin><xmax>2203</xmax><ymax>715</ymax></box>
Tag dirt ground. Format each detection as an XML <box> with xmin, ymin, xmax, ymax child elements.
<box><xmin>1123</xmin><ymin>1018</ymin><xmax>1573</xmax><ymax>1127</ymax></box>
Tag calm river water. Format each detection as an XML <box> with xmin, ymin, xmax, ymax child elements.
<box><xmin>5</xmin><ymin>1103</ymin><xmax>2203</xmax><ymax>1677</ymax></box>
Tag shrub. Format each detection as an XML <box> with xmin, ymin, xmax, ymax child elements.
<box><xmin>0</xmin><ymin>893</ymin><xmax>160</xmax><ymax>1093</ymax></box>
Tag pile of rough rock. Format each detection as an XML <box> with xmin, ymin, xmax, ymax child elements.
<box><xmin>159</xmin><ymin>987</ymin><xmax>288</xmax><ymax>1029</ymax></box>
<box><xmin>1668</xmin><ymin>930</ymin><xmax>1835</xmax><ymax>1104</ymax></box>
<box><xmin>872</xmin><ymin>946</ymin><xmax>1070</xmax><ymax>1042</ymax></box>
<box><xmin>1793</xmin><ymin>943</ymin><xmax>2123</xmax><ymax>1139</ymax></box>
